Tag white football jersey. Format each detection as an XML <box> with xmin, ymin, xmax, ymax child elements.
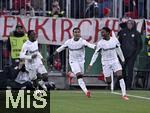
<box><xmin>20</xmin><ymin>40</ymin><xmax>43</xmax><ymax>69</ymax></box>
<box><xmin>96</xmin><ymin>37</ymin><xmax>120</xmax><ymax>63</ymax></box>
<box><xmin>56</xmin><ymin>37</ymin><xmax>95</xmax><ymax>62</ymax></box>
<box><xmin>15</xmin><ymin>71</ymin><xmax>30</xmax><ymax>84</ymax></box>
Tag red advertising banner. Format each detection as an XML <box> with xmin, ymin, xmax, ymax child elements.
<box><xmin>0</xmin><ymin>16</ymin><xmax>143</xmax><ymax>45</ymax></box>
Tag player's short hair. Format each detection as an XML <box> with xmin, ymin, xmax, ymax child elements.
<box><xmin>102</xmin><ymin>27</ymin><xmax>111</xmax><ymax>34</ymax></box>
<box><xmin>28</xmin><ymin>30</ymin><xmax>34</xmax><ymax>37</ymax></box>
<box><xmin>16</xmin><ymin>24</ymin><xmax>23</xmax><ymax>29</ymax></box>
<box><xmin>73</xmin><ymin>27</ymin><xmax>80</xmax><ymax>33</ymax></box>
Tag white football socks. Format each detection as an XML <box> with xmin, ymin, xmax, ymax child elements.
<box><xmin>119</xmin><ymin>79</ymin><xmax>126</xmax><ymax>96</ymax></box>
<box><xmin>78</xmin><ymin>78</ymin><xmax>88</xmax><ymax>94</ymax></box>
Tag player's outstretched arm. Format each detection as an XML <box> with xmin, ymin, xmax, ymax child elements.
<box><xmin>37</xmin><ymin>52</ymin><xmax>43</xmax><ymax>59</ymax></box>
<box><xmin>20</xmin><ymin>44</ymin><xmax>32</xmax><ymax>60</ymax></box>
<box><xmin>49</xmin><ymin>40</ymin><xmax>68</xmax><ymax>60</ymax></box>
<box><xmin>86</xmin><ymin>65</ymin><xmax>93</xmax><ymax>73</ymax></box>
<box><xmin>89</xmin><ymin>51</ymin><xmax>99</xmax><ymax>66</ymax></box>
<box><xmin>86</xmin><ymin>50</ymin><xmax>99</xmax><ymax>73</ymax></box>
<box><xmin>83</xmin><ymin>40</ymin><xmax>96</xmax><ymax>49</ymax></box>
<box><xmin>56</xmin><ymin>40</ymin><xmax>69</xmax><ymax>53</ymax></box>
<box><xmin>116</xmin><ymin>46</ymin><xmax>125</xmax><ymax>63</ymax></box>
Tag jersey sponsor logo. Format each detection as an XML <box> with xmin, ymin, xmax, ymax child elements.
<box><xmin>69</xmin><ymin>46</ymin><xmax>84</xmax><ymax>51</ymax></box>
<box><xmin>102</xmin><ymin>47</ymin><xmax>116</xmax><ymax>51</ymax></box>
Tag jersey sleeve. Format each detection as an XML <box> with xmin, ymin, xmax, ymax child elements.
<box><xmin>114</xmin><ymin>37</ymin><xmax>120</xmax><ymax>47</ymax></box>
<box><xmin>56</xmin><ymin>40</ymin><xmax>69</xmax><ymax>53</ymax></box>
<box><xmin>37</xmin><ymin>52</ymin><xmax>43</xmax><ymax>59</ymax></box>
<box><xmin>115</xmin><ymin>46</ymin><xmax>125</xmax><ymax>62</ymax></box>
<box><xmin>20</xmin><ymin>44</ymin><xmax>32</xmax><ymax>60</ymax></box>
<box><xmin>83</xmin><ymin>39</ymin><xmax>96</xmax><ymax>49</ymax></box>
<box><xmin>89</xmin><ymin>42</ymin><xmax>101</xmax><ymax>66</ymax></box>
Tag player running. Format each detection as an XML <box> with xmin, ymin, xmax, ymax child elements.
<box><xmin>20</xmin><ymin>30</ymin><xmax>48</xmax><ymax>91</ymax></box>
<box><xmin>53</xmin><ymin>27</ymin><xmax>96</xmax><ymax>97</ymax></box>
<box><xmin>88</xmin><ymin>27</ymin><xmax>129</xmax><ymax>100</ymax></box>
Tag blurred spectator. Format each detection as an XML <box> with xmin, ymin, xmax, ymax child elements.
<box><xmin>84</xmin><ymin>0</ymin><xmax>99</xmax><ymax>18</ymax></box>
<box><xmin>7</xmin><ymin>24</ymin><xmax>28</xmax><ymax>67</ymax></box>
<box><xmin>37</xmin><ymin>7</ymin><xmax>43</xmax><ymax>16</ymax></box>
<box><xmin>7</xmin><ymin>8</ymin><xmax>14</xmax><ymax>15</ymax></box>
<box><xmin>118</xmin><ymin>20</ymin><xmax>143</xmax><ymax>89</ymax></box>
<box><xmin>98</xmin><ymin>0</ymin><xmax>113</xmax><ymax>18</ymax></box>
<box><xmin>123</xmin><ymin>0</ymin><xmax>138</xmax><ymax>18</ymax></box>
<box><xmin>53</xmin><ymin>55</ymin><xmax>62</xmax><ymax>71</ymax></box>
<box><xmin>19</xmin><ymin>7</ymin><xmax>26</xmax><ymax>16</ymax></box>
<box><xmin>102</xmin><ymin>7</ymin><xmax>111</xmax><ymax>17</ymax></box>
<box><xmin>2</xmin><ymin>8</ymin><xmax>8</xmax><ymax>15</ymax></box>
<box><xmin>48</xmin><ymin>0</ymin><xmax>65</xmax><ymax>17</ymax></box>
<box><xmin>6</xmin><ymin>60</ymin><xmax>33</xmax><ymax>90</ymax></box>
<box><xmin>26</xmin><ymin>3</ymin><xmax>35</xmax><ymax>17</ymax></box>
<box><xmin>0</xmin><ymin>8</ymin><xmax>8</xmax><ymax>16</ymax></box>
<box><xmin>47</xmin><ymin>45</ymin><xmax>66</xmax><ymax>72</ymax></box>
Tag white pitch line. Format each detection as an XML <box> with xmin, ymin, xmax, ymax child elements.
<box><xmin>112</xmin><ymin>92</ymin><xmax>150</xmax><ymax>100</ymax></box>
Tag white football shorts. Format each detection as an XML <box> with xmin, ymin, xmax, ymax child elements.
<box><xmin>102</xmin><ymin>60</ymin><xmax>122</xmax><ymax>77</ymax></box>
<box><xmin>27</xmin><ymin>64</ymin><xmax>47</xmax><ymax>80</ymax></box>
<box><xmin>69</xmin><ymin>61</ymin><xmax>84</xmax><ymax>75</ymax></box>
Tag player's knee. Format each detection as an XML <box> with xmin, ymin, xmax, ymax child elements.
<box><xmin>117</xmin><ymin>75</ymin><xmax>123</xmax><ymax>80</ymax></box>
<box><xmin>37</xmin><ymin>73</ymin><xmax>42</xmax><ymax>79</ymax></box>
<box><xmin>77</xmin><ymin>74</ymin><xmax>83</xmax><ymax>79</ymax></box>
<box><xmin>106</xmin><ymin>77</ymin><xmax>111</xmax><ymax>84</ymax></box>
<box><xmin>106</xmin><ymin>81</ymin><xmax>111</xmax><ymax>85</ymax></box>
<box><xmin>32</xmin><ymin>80</ymin><xmax>38</xmax><ymax>87</ymax></box>
<box><xmin>42</xmin><ymin>73</ymin><xmax>48</xmax><ymax>81</ymax></box>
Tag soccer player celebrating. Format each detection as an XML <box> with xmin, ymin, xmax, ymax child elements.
<box><xmin>53</xmin><ymin>27</ymin><xmax>96</xmax><ymax>97</ymax></box>
<box><xmin>20</xmin><ymin>30</ymin><xmax>48</xmax><ymax>91</ymax></box>
<box><xmin>88</xmin><ymin>27</ymin><xmax>129</xmax><ymax>100</ymax></box>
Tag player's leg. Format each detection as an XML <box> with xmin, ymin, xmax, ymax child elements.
<box><xmin>27</xmin><ymin>69</ymin><xmax>39</xmax><ymax>89</ymax></box>
<box><xmin>113</xmin><ymin>62</ymin><xmax>129</xmax><ymax>100</ymax></box>
<box><xmin>114</xmin><ymin>70</ymin><xmax>126</xmax><ymax>95</ymax></box>
<box><xmin>105</xmin><ymin>76</ymin><xmax>111</xmax><ymax>89</ymax></box>
<box><xmin>37</xmin><ymin>64</ymin><xmax>48</xmax><ymax>91</ymax></box>
<box><xmin>32</xmin><ymin>79</ymin><xmax>39</xmax><ymax>90</ymax></box>
<box><xmin>79</xmin><ymin>61</ymin><xmax>91</xmax><ymax>97</ymax></box>
<box><xmin>115</xmin><ymin>70</ymin><xmax>129</xmax><ymax>100</ymax></box>
<box><xmin>70</xmin><ymin>61</ymin><xmax>89</xmax><ymax>97</ymax></box>
<box><xmin>103</xmin><ymin>64</ymin><xmax>112</xmax><ymax>89</ymax></box>
<box><xmin>66</xmin><ymin>71</ymin><xmax>76</xmax><ymax>84</ymax></box>
<box><xmin>38</xmin><ymin>76</ymin><xmax>48</xmax><ymax>91</ymax></box>
<box><xmin>76</xmin><ymin>72</ymin><xmax>87</xmax><ymax>93</ymax></box>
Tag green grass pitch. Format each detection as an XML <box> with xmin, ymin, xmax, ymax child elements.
<box><xmin>50</xmin><ymin>90</ymin><xmax>150</xmax><ymax>113</ymax></box>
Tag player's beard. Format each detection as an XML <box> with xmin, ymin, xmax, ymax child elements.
<box><xmin>30</xmin><ymin>38</ymin><xmax>36</xmax><ymax>42</ymax></box>
<box><xmin>103</xmin><ymin>36</ymin><xmax>110</xmax><ymax>40</ymax></box>
<box><xmin>74</xmin><ymin>37</ymin><xmax>80</xmax><ymax>41</ymax></box>
<box><xmin>102</xmin><ymin>34</ymin><xmax>110</xmax><ymax>40</ymax></box>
